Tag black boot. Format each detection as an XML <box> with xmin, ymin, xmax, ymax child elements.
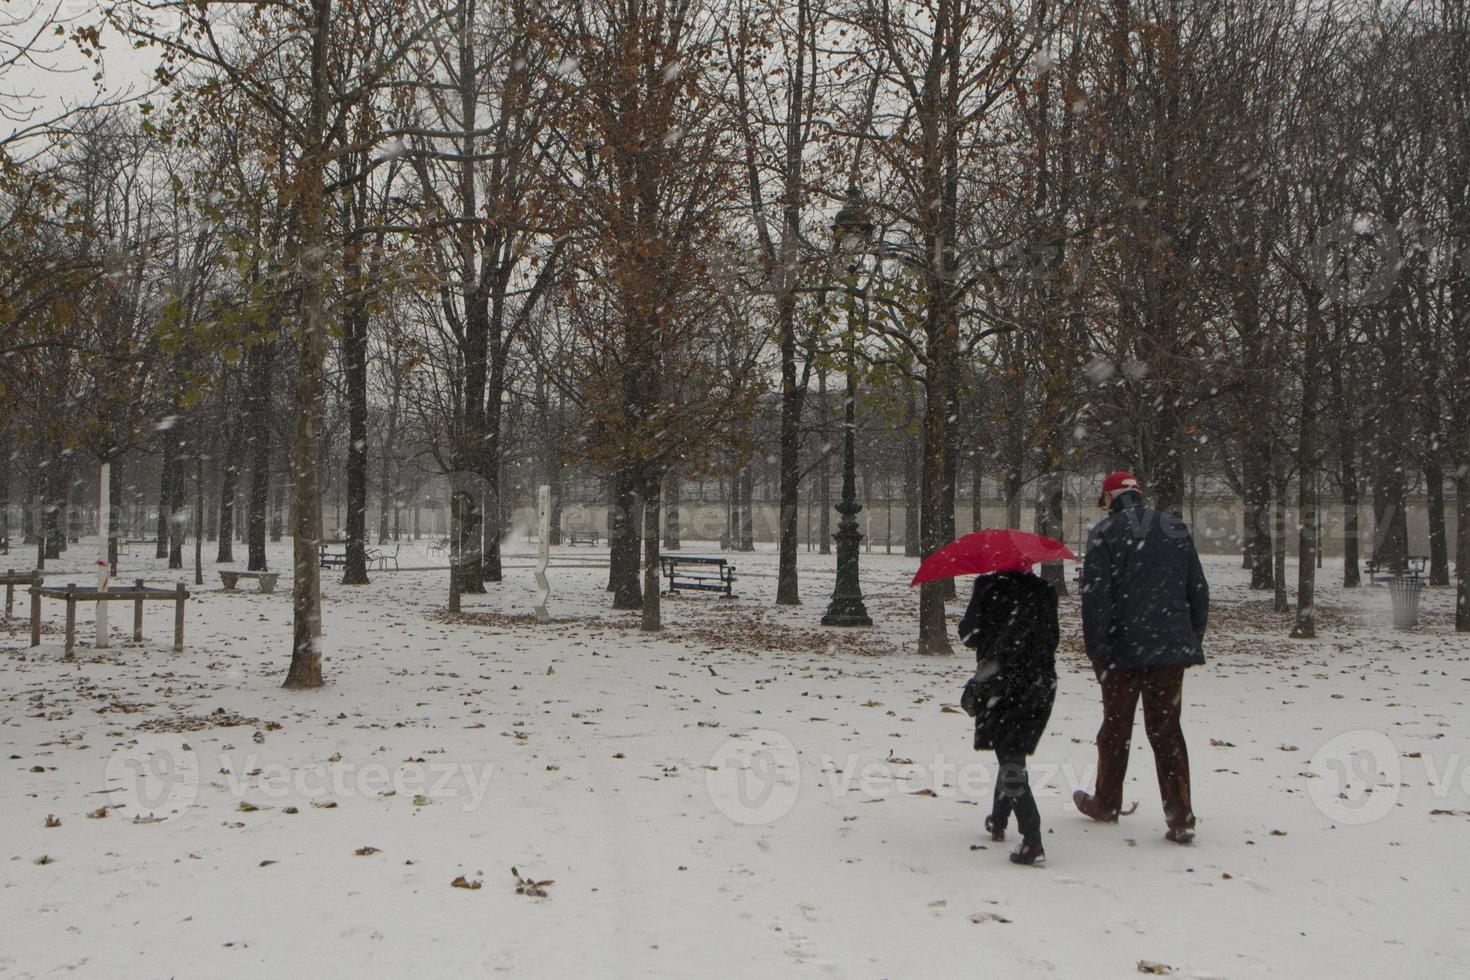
<box><xmin>984</xmin><ymin>815</ymin><xmax>1006</xmax><ymax>842</ymax></box>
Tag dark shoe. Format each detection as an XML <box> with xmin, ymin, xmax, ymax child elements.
<box><xmin>1165</xmin><ymin>827</ymin><xmax>1196</xmax><ymax>845</ymax></box>
<box><xmin>1009</xmin><ymin>842</ymin><xmax>1046</xmax><ymax>866</ymax></box>
<box><xmin>985</xmin><ymin>815</ymin><xmax>1006</xmax><ymax>842</ymax></box>
<box><xmin>1073</xmin><ymin>790</ymin><xmax>1119</xmax><ymax>824</ymax></box>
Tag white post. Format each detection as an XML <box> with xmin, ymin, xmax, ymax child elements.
<box><xmin>96</xmin><ymin>461</ymin><xmax>110</xmax><ymax>649</ymax></box>
<box><xmin>533</xmin><ymin>484</ymin><xmax>551</xmax><ymax>623</ymax></box>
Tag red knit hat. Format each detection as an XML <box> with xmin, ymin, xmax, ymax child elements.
<box><xmin>1098</xmin><ymin>470</ymin><xmax>1142</xmax><ymax>507</ymax></box>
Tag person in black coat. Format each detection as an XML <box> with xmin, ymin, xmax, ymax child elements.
<box><xmin>1073</xmin><ymin>471</ymin><xmax>1209</xmax><ymax>843</ymax></box>
<box><xmin>958</xmin><ymin>568</ymin><xmax>1059</xmax><ymax>865</ymax></box>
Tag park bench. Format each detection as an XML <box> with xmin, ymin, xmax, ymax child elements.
<box><xmin>1365</xmin><ymin>555</ymin><xmax>1427</xmax><ymax>583</ymax></box>
<box><xmin>566</xmin><ymin>529</ymin><xmax>601</xmax><ymax>546</ymax></box>
<box><xmin>219</xmin><ymin>569</ymin><xmax>280</xmax><ymax>593</ymax></box>
<box><xmin>2</xmin><ymin>568</ymin><xmax>44</xmax><ymax>619</ymax></box>
<box><xmin>29</xmin><ymin>579</ymin><xmax>190</xmax><ymax>658</ymax></box>
<box><xmin>659</xmin><ymin>555</ymin><xmax>736</xmax><ymax>598</ymax></box>
<box><xmin>319</xmin><ymin>541</ymin><xmax>348</xmax><ymax>568</ymax></box>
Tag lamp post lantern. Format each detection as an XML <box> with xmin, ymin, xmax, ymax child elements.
<box><xmin>822</xmin><ymin>184</ymin><xmax>874</xmax><ymax>627</ymax></box>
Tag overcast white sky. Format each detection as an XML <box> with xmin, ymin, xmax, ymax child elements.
<box><xmin>3</xmin><ymin>0</ymin><xmax>161</xmax><ymax>144</ymax></box>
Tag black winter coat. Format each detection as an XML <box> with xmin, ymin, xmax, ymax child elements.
<box><xmin>957</xmin><ymin>571</ymin><xmax>1059</xmax><ymax>756</ymax></box>
<box><xmin>1080</xmin><ymin>492</ymin><xmax>1209</xmax><ymax>672</ymax></box>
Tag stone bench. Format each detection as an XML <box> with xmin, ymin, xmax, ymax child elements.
<box><xmin>220</xmin><ymin>570</ymin><xmax>280</xmax><ymax>593</ymax></box>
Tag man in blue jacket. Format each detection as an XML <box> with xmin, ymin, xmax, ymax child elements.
<box><xmin>1073</xmin><ymin>471</ymin><xmax>1209</xmax><ymax>844</ymax></box>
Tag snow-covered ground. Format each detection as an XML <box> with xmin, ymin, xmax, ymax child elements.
<box><xmin>2</xmin><ymin>537</ymin><xmax>1468</xmax><ymax>978</ymax></box>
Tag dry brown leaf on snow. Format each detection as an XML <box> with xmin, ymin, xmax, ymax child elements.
<box><xmin>451</xmin><ymin>875</ymin><xmax>482</xmax><ymax>890</ymax></box>
<box><xmin>1209</xmin><ymin>738</ymin><xmax>1236</xmax><ymax>748</ymax></box>
<box><xmin>354</xmin><ymin>846</ymin><xmax>381</xmax><ymax>856</ymax></box>
<box><xmin>512</xmin><ymin>866</ymin><xmax>554</xmax><ymax>897</ymax></box>
<box><xmin>1136</xmin><ymin>961</ymin><xmax>1173</xmax><ymax>975</ymax></box>
<box><xmin>970</xmin><ymin>912</ymin><xmax>1011</xmax><ymax>924</ymax></box>
<box><xmin>44</xmin><ymin>815</ymin><xmax>60</xmax><ymax>828</ymax></box>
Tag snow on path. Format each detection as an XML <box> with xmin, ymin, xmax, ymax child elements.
<box><xmin>2</xmin><ymin>540</ymin><xmax>1468</xmax><ymax>978</ymax></box>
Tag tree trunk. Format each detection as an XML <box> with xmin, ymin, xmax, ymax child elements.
<box><xmin>548</xmin><ymin>447</ymin><xmax>563</xmax><ymax>547</ymax></box>
<box><xmin>903</xmin><ymin>386</ymin><xmax>920</xmax><ymax>557</ymax></box>
<box><xmin>1243</xmin><ymin>430</ymin><xmax>1274</xmax><ymax>589</ymax></box>
<box><xmin>609</xmin><ymin>468</ymin><xmax>642</xmax><ymax>609</ymax></box>
<box><xmin>215</xmin><ymin>442</ymin><xmax>236</xmax><ymax>563</ymax></box>
<box><xmin>342</xmin><ymin>300</ymin><xmax>371</xmax><ymax>585</ymax></box>
<box><xmin>482</xmin><ymin>469</ymin><xmax>501</xmax><ymax>583</ymax></box>
<box><xmin>1455</xmin><ymin>435</ymin><xmax>1469</xmax><ymax>627</ymax></box>
<box><xmin>448</xmin><ymin>489</ymin><xmax>464</xmax><ymax>612</ymax></box>
<box><xmin>283</xmin><ymin>0</ymin><xmax>333</xmax><ymax>691</ymax></box>
<box><xmin>155</xmin><ymin>439</ymin><xmax>173</xmax><ymax>560</ymax></box>
<box><xmin>1426</xmin><ymin>458</ymin><xmax>1450</xmax><ymax>586</ymax></box>
<box><xmin>640</xmin><ymin>481</ymin><xmax>662</xmax><ymax>631</ymax></box>
<box><xmin>1036</xmin><ymin>470</ymin><xmax>1067</xmax><ymax>595</ymax></box>
<box><xmin>107</xmin><ymin>455</ymin><xmax>121</xmax><ymax>573</ymax></box>
<box><xmin>247</xmin><ymin>377</ymin><xmax>270</xmax><ymax>570</ymax></box>
<box><xmin>776</xmin><ymin>346</ymin><xmax>802</xmax><ymax>599</ymax></box>
<box><xmin>1004</xmin><ymin>466</ymin><xmax>1023</xmax><ymax>530</ymax></box>
<box><xmin>918</xmin><ymin>370</ymin><xmax>953</xmax><ymax>655</ymax></box>
<box><xmin>663</xmin><ymin>470</ymin><xmax>681</xmax><ymax>551</ymax></box>
<box><xmin>0</xmin><ymin>432</ymin><xmax>9</xmax><ymax>555</ymax></box>
<box><xmin>168</xmin><ymin>451</ymin><xmax>185</xmax><ymax>570</ymax></box>
<box><xmin>1272</xmin><ymin>459</ymin><xmax>1289</xmax><ymax>614</ymax></box>
<box><xmin>481</xmin><ymin>334</ymin><xmax>507</xmax><ymax>584</ymax></box>
<box><xmin>940</xmin><ymin>437</ymin><xmax>957</xmax><ymax>600</ymax></box>
<box><xmin>739</xmin><ymin>467</ymin><xmax>754</xmax><ymax>551</ymax></box>
<box><xmin>818</xmin><ymin>368</ymin><xmax>831</xmax><ymax>555</ymax></box>
<box><xmin>1292</xmin><ymin>297</ymin><xmax>1322</xmax><ymax>638</ymax></box>
<box><xmin>43</xmin><ymin>456</ymin><xmax>67</xmax><ymax>563</ymax></box>
<box><xmin>271</xmin><ymin>484</ymin><xmax>284</xmax><ymax>541</ymax></box>
<box><xmin>193</xmin><ymin>454</ymin><xmax>204</xmax><ymax>586</ymax></box>
<box><xmin>22</xmin><ymin>462</ymin><xmax>35</xmax><ymax>545</ymax></box>
<box><xmin>970</xmin><ymin>455</ymin><xmax>982</xmax><ymax>532</ymax></box>
<box><xmin>1342</xmin><ymin>444</ymin><xmax>1361</xmax><ymax>587</ymax></box>
<box><xmin>1371</xmin><ymin>468</ymin><xmax>1408</xmax><ymax>571</ymax></box>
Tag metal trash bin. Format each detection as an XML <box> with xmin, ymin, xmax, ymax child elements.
<box><xmin>1389</xmin><ymin>574</ymin><xmax>1424</xmax><ymax>629</ymax></box>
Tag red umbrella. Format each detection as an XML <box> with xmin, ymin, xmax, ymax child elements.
<box><xmin>909</xmin><ymin>529</ymin><xmax>1077</xmax><ymax>586</ymax></box>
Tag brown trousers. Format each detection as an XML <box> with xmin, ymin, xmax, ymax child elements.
<box><xmin>1094</xmin><ymin>665</ymin><xmax>1195</xmax><ymax>830</ymax></box>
